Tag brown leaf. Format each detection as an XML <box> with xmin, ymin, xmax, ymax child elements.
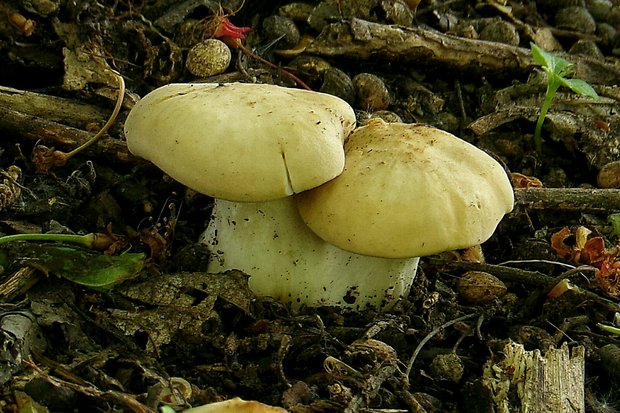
<box><xmin>550</xmin><ymin>226</ymin><xmax>572</xmax><ymax>258</ymax></box>
<box><xmin>511</xmin><ymin>172</ymin><xmax>543</xmax><ymax>188</ymax></box>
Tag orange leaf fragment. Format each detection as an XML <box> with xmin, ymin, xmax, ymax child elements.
<box><xmin>511</xmin><ymin>172</ymin><xmax>543</xmax><ymax>188</ymax></box>
<box><xmin>550</xmin><ymin>226</ymin><xmax>572</xmax><ymax>258</ymax></box>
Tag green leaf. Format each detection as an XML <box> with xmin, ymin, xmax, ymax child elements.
<box><xmin>3</xmin><ymin>243</ymin><xmax>145</xmax><ymax>288</ymax></box>
<box><xmin>531</xmin><ymin>42</ymin><xmax>552</xmax><ymax>67</ymax></box>
<box><xmin>553</xmin><ymin>58</ymin><xmax>574</xmax><ymax>78</ymax></box>
<box><xmin>609</xmin><ymin>213</ymin><xmax>620</xmax><ymax>238</ymax></box>
<box><xmin>559</xmin><ymin>78</ymin><xmax>600</xmax><ymax>100</ymax></box>
<box><xmin>51</xmin><ymin>248</ymin><xmax>146</xmax><ymax>288</ymax></box>
<box><xmin>530</xmin><ymin>43</ymin><xmax>573</xmax><ymax>76</ymax></box>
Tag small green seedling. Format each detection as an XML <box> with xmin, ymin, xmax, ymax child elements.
<box><xmin>530</xmin><ymin>42</ymin><xmax>599</xmax><ymax>152</ymax></box>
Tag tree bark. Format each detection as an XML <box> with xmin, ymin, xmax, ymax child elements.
<box><xmin>482</xmin><ymin>341</ymin><xmax>585</xmax><ymax>413</ymax></box>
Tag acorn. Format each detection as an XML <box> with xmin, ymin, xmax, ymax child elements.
<box><xmin>457</xmin><ymin>271</ymin><xmax>507</xmax><ymax>304</ymax></box>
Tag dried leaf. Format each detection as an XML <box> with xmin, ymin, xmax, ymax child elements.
<box><xmin>550</xmin><ymin>226</ymin><xmax>620</xmax><ymax>296</ymax></box>
<box><xmin>581</xmin><ymin>237</ymin><xmax>606</xmax><ymax>265</ymax></box>
<box><xmin>597</xmin><ymin>261</ymin><xmax>620</xmax><ymax>297</ymax></box>
<box><xmin>574</xmin><ymin>226</ymin><xmax>592</xmax><ymax>250</ymax></box>
<box><xmin>511</xmin><ymin>172</ymin><xmax>543</xmax><ymax>188</ymax></box>
<box><xmin>550</xmin><ymin>226</ymin><xmax>572</xmax><ymax>258</ymax></box>
<box><xmin>108</xmin><ymin>271</ymin><xmax>254</xmax><ymax>353</ymax></box>
<box><xmin>0</xmin><ymin>166</ymin><xmax>22</xmax><ymax>210</ymax></box>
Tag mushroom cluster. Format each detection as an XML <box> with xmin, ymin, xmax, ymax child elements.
<box><xmin>124</xmin><ymin>82</ymin><xmax>514</xmax><ymax>311</ymax></box>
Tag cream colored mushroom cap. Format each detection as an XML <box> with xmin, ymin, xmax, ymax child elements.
<box><xmin>296</xmin><ymin>120</ymin><xmax>515</xmax><ymax>258</ymax></box>
<box><xmin>124</xmin><ymin>83</ymin><xmax>356</xmax><ymax>201</ymax></box>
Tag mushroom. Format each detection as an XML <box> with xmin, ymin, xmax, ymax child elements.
<box><xmin>124</xmin><ymin>82</ymin><xmax>353</xmax><ymax>201</ymax></box>
<box><xmin>125</xmin><ymin>84</ymin><xmax>513</xmax><ymax>311</ymax></box>
<box><xmin>296</xmin><ymin>119</ymin><xmax>515</xmax><ymax>258</ymax></box>
<box><xmin>124</xmin><ymin>82</ymin><xmax>417</xmax><ymax>310</ymax></box>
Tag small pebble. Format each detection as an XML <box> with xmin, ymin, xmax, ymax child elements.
<box><xmin>262</xmin><ymin>15</ymin><xmax>300</xmax><ymax>49</ymax></box>
<box><xmin>287</xmin><ymin>55</ymin><xmax>331</xmax><ymax>83</ymax></box>
<box><xmin>586</xmin><ymin>0</ymin><xmax>613</xmax><ymax>20</ymax></box>
<box><xmin>555</xmin><ymin>7</ymin><xmax>597</xmax><ymax>34</ymax></box>
<box><xmin>186</xmin><ymin>39</ymin><xmax>231</xmax><ymax>78</ymax></box>
<box><xmin>371</xmin><ymin>110</ymin><xmax>403</xmax><ymax>123</ymax></box>
<box><xmin>543</xmin><ymin>167</ymin><xmax>568</xmax><ymax>188</ymax></box>
<box><xmin>531</xmin><ymin>28</ymin><xmax>563</xmax><ymax>51</ymax></box>
<box><xmin>356</xmin><ymin>110</ymin><xmax>403</xmax><ymax>126</ymax></box>
<box><xmin>607</xmin><ymin>5</ymin><xmax>620</xmax><ymax>27</ymax></box>
<box><xmin>278</xmin><ymin>2</ymin><xmax>315</xmax><ymax>22</ymax></box>
<box><xmin>597</xmin><ymin>160</ymin><xmax>620</xmax><ymax>188</ymax></box>
<box><xmin>382</xmin><ymin>0</ymin><xmax>415</xmax><ymax>26</ymax></box>
<box><xmin>600</xmin><ymin>344</ymin><xmax>620</xmax><ymax>380</ymax></box>
<box><xmin>352</xmin><ymin>73</ymin><xmax>391</xmax><ymax>111</ymax></box>
<box><xmin>430</xmin><ymin>353</ymin><xmax>464</xmax><ymax>382</ymax></box>
<box><xmin>320</xmin><ymin>67</ymin><xmax>355</xmax><ymax>104</ymax></box>
<box><xmin>569</xmin><ymin>39</ymin><xmax>603</xmax><ymax>58</ymax></box>
<box><xmin>479</xmin><ymin>19</ymin><xmax>520</xmax><ymax>46</ymax></box>
<box><xmin>597</xmin><ymin>23</ymin><xmax>616</xmax><ymax>46</ymax></box>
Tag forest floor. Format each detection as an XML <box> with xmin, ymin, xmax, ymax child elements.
<box><xmin>1</xmin><ymin>0</ymin><xmax>620</xmax><ymax>412</ymax></box>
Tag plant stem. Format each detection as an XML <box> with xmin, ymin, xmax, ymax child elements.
<box><xmin>597</xmin><ymin>323</ymin><xmax>620</xmax><ymax>335</ymax></box>
<box><xmin>0</xmin><ymin>233</ymin><xmax>95</xmax><ymax>248</ymax></box>
<box><xmin>235</xmin><ymin>42</ymin><xmax>312</xmax><ymax>91</ymax></box>
<box><xmin>64</xmin><ymin>71</ymin><xmax>126</xmax><ymax>158</ymax></box>
<box><xmin>534</xmin><ymin>78</ymin><xmax>560</xmax><ymax>153</ymax></box>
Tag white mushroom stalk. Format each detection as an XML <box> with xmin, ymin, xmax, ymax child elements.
<box><xmin>202</xmin><ymin>197</ymin><xmax>419</xmax><ymax>309</ymax></box>
<box><xmin>124</xmin><ymin>82</ymin><xmax>419</xmax><ymax>311</ymax></box>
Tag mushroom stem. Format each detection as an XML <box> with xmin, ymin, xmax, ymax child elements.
<box><xmin>200</xmin><ymin>197</ymin><xmax>419</xmax><ymax>311</ymax></box>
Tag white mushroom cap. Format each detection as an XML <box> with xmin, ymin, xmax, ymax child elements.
<box><xmin>296</xmin><ymin>119</ymin><xmax>514</xmax><ymax>258</ymax></box>
<box><xmin>124</xmin><ymin>83</ymin><xmax>356</xmax><ymax>201</ymax></box>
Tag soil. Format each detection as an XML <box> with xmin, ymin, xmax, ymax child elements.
<box><xmin>1</xmin><ymin>0</ymin><xmax>620</xmax><ymax>412</ymax></box>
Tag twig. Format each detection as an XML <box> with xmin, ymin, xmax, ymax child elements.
<box><xmin>405</xmin><ymin>313</ymin><xmax>478</xmax><ymax>378</ymax></box>
<box><xmin>24</xmin><ymin>358</ymin><xmax>155</xmax><ymax>413</ymax></box>
<box><xmin>425</xmin><ymin>258</ymin><xmax>620</xmax><ymax>312</ymax></box>
<box><xmin>0</xmin><ymin>106</ymin><xmax>137</xmax><ymax>166</ymax></box>
<box><xmin>514</xmin><ymin>187</ymin><xmax>620</xmax><ymax>213</ymax></box>
<box><xmin>426</xmin><ymin>258</ymin><xmax>553</xmax><ymax>287</ymax></box>
<box><xmin>345</xmin><ymin>364</ymin><xmax>397</xmax><ymax>413</ymax></box>
<box><xmin>306</xmin><ymin>18</ymin><xmax>620</xmax><ymax>85</ymax></box>
<box><xmin>0</xmin><ymin>85</ymin><xmax>109</xmax><ymax>127</ymax></box>
<box><xmin>232</xmin><ymin>41</ymin><xmax>312</xmax><ymax>90</ymax></box>
<box><xmin>32</xmin><ymin>71</ymin><xmax>126</xmax><ymax>173</ymax></box>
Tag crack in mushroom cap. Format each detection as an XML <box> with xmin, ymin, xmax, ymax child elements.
<box><xmin>124</xmin><ymin>83</ymin><xmax>356</xmax><ymax>201</ymax></box>
<box><xmin>296</xmin><ymin>119</ymin><xmax>515</xmax><ymax>258</ymax></box>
